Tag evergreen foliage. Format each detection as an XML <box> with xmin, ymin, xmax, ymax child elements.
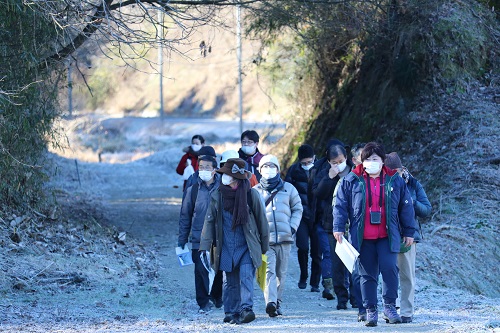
<box><xmin>0</xmin><ymin>2</ymin><xmax>63</xmax><ymax>209</ymax></box>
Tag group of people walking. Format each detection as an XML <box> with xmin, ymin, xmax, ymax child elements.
<box><xmin>176</xmin><ymin>131</ymin><xmax>431</xmax><ymax>326</ymax></box>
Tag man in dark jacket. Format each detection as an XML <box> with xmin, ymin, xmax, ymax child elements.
<box><xmin>178</xmin><ymin>155</ymin><xmax>223</xmax><ymax>313</ymax></box>
<box><xmin>284</xmin><ymin>144</ymin><xmax>322</xmax><ymax>292</ymax></box>
<box><xmin>238</xmin><ymin>130</ymin><xmax>265</xmax><ymax>181</ymax></box>
<box><xmin>312</xmin><ymin>142</ymin><xmax>352</xmax><ymax>309</ymax></box>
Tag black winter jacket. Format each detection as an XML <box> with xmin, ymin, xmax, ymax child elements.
<box><xmin>284</xmin><ymin>162</ymin><xmax>315</xmax><ymax>225</ymax></box>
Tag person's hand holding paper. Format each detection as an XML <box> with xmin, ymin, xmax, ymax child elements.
<box><xmin>335</xmin><ymin>235</ymin><xmax>359</xmax><ymax>274</ymax></box>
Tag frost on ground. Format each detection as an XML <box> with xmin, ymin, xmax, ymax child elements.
<box><xmin>0</xmin><ymin>116</ymin><xmax>498</xmax><ymax>332</ymax></box>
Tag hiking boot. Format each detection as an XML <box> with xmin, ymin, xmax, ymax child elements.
<box><xmin>276</xmin><ymin>300</ymin><xmax>283</xmax><ymax>316</ymax></box>
<box><xmin>223</xmin><ymin>313</ymin><xmax>236</xmax><ymax>323</ymax></box>
<box><xmin>322</xmin><ymin>278</ymin><xmax>334</xmax><ymax>300</ymax></box>
<box><xmin>383</xmin><ymin>304</ymin><xmax>402</xmax><ymax>324</ymax></box>
<box><xmin>401</xmin><ymin>316</ymin><xmax>413</xmax><ymax>323</ymax></box>
<box><xmin>322</xmin><ymin>289</ymin><xmax>334</xmax><ymax>300</ymax></box>
<box><xmin>365</xmin><ymin>308</ymin><xmax>378</xmax><ymax>327</ymax></box>
<box><xmin>239</xmin><ymin>308</ymin><xmax>256</xmax><ymax>323</ymax></box>
<box><xmin>298</xmin><ymin>280</ymin><xmax>307</xmax><ymax>289</ymax></box>
<box><xmin>198</xmin><ymin>303</ymin><xmax>212</xmax><ymax>314</ymax></box>
<box><xmin>358</xmin><ymin>311</ymin><xmax>367</xmax><ymax>322</ymax></box>
<box><xmin>311</xmin><ymin>286</ymin><xmax>321</xmax><ymax>292</ymax></box>
<box><xmin>337</xmin><ymin>302</ymin><xmax>348</xmax><ymax>310</ymax></box>
<box><xmin>266</xmin><ymin>302</ymin><xmax>278</xmax><ymax>317</ymax></box>
<box><xmin>212</xmin><ymin>297</ymin><xmax>223</xmax><ymax>309</ymax></box>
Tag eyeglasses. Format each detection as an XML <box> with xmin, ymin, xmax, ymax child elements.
<box><xmin>261</xmin><ymin>164</ymin><xmax>276</xmax><ymax>169</ymax></box>
<box><xmin>241</xmin><ymin>140</ymin><xmax>255</xmax><ymax>146</ymax></box>
<box><xmin>198</xmin><ymin>166</ymin><xmax>214</xmax><ymax>171</ymax></box>
<box><xmin>300</xmin><ymin>161</ymin><xmax>314</xmax><ymax>166</ymax></box>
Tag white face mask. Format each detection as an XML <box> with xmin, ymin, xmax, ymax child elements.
<box><xmin>337</xmin><ymin>161</ymin><xmax>347</xmax><ymax>173</ymax></box>
<box><xmin>260</xmin><ymin>168</ymin><xmax>278</xmax><ymax>179</ymax></box>
<box><xmin>221</xmin><ymin>174</ymin><xmax>234</xmax><ymax>185</ymax></box>
<box><xmin>199</xmin><ymin>170</ymin><xmax>213</xmax><ymax>182</ymax></box>
<box><xmin>191</xmin><ymin>144</ymin><xmax>202</xmax><ymax>152</ymax></box>
<box><xmin>363</xmin><ymin>161</ymin><xmax>382</xmax><ymax>175</ymax></box>
<box><xmin>241</xmin><ymin>145</ymin><xmax>256</xmax><ymax>156</ymax></box>
<box><xmin>301</xmin><ymin>164</ymin><xmax>314</xmax><ymax>171</ymax></box>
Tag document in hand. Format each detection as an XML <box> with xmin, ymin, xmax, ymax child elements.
<box><xmin>335</xmin><ymin>236</ymin><xmax>360</xmax><ymax>274</ymax></box>
<box><xmin>175</xmin><ymin>245</ymin><xmax>194</xmax><ymax>267</ymax></box>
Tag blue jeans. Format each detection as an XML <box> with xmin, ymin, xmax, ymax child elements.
<box><xmin>359</xmin><ymin>238</ymin><xmax>399</xmax><ymax>309</ymax></box>
<box><xmin>223</xmin><ymin>263</ymin><xmax>255</xmax><ymax>315</ymax></box>
<box><xmin>316</xmin><ymin>224</ymin><xmax>332</xmax><ymax>279</ymax></box>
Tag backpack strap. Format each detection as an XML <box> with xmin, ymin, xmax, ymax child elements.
<box><xmin>189</xmin><ymin>183</ymin><xmax>199</xmax><ymax>214</ymax></box>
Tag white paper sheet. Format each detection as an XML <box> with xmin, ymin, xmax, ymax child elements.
<box><xmin>335</xmin><ymin>235</ymin><xmax>360</xmax><ymax>274</ymax></box>
<box><xmin>175</xmin><ymin>245</ymin><xmax>194</xmax><ymax>267</ymax></box>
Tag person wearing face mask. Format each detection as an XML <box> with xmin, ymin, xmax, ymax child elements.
<box><xmin>238</xmin><ymin>130</ymin><xmax>265</xmax><ymax>181</ymax></box>
<box><xmin>177</xmin><ymin>155</ymin><xmax>223</xmax><ymax>313</ymax></box>
<box><xmin>384</xmin><ymin>152</ymin><xmax>431</xmax><ymax>324</ymax></box>
<box><xmin>183</xmin><ymin>146</ymin><xmax>217</xmax><ymax>199</ymax></box>
<box><xmin>199</xmin><ymin>158</ymin><xmax>269</xmax><ymax>325</ymax></box>
<box><xmin>176</xmin><ymin>134</ymin><xmax>205</xmax><ymax>190</ymax></box>
<box><xmin>284</xmin><ymin>144</ymin><xmax>322</xmax><ymax>292</ymax></box>
<box><xmin>253</xmin><ymin>155</ymin><xmax>303</xmax><ymax>317</ymax></box>
<box><xmin>333</xmin><ymin>142</ymin><xmax>416</xmax><ymax>327</ymax></box>
<box><xmin>312</xmin><ymin>143</ymin><xmax>353</xmax><ymax>310</ymax></box>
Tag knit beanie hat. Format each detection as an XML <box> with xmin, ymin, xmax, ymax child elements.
<box><xmin>198</xmin><ymin>146</ymin><xmax>217</xmax><ymax>158</ymax></box>
<box><xmin>220</xmin><ymin>150</ymin><xmax>239</xmax><ymax>164</ymax></box>
<box><xmin>298</xmin><ymin>144</ymin><xmax>314</xmax><ymax>160</ymax></box>
<box><xmin>385</xmin><ymin>152</ymin><xmax>403</xmax><ymax>169</ymax></box>
<box><xmin>259</xmin><ymin>154</ymin><xmax>280</xmax><ymax>172</ymax></box>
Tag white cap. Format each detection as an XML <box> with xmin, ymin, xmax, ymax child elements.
<box><xmin>220</xmin><ymin>150</ymin><xmax>239</xmax><ymax>164</ymax></box>
<box><xmin>259</xmin><ymin>154</ymin><xmax>280</xmax><ymax>172</ymax></box>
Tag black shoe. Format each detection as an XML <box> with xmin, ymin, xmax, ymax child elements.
<box><xmin>401</xmin><ymin>316</ymin><xmax>413</xmax><ymax>323</ymax></box>
<box><xmin>337</xmin><ymin>302</ymin><xmax>348</xmax><ymax>310</ymax></box>
<box><xmin>298</xmin><ymin>280</ymin><xmax>307</xmax><ymax>289</ymax></box>
<box><xmin>239</xmin><ymin>309</ymin><xmax>256</xmax><ymax>323</ymax></box>
<box><xmin>276</xmin><ymin>300</ymin><xmax>283</xmax><ymax>316</ymax></box>
<box><xmin>212</xmin><ymin>297</ymin><xmax>223</xmax><ymax>308</ymax></box>
<box><xmin>266</xmin><ymin>302</ymin><xmax>278</xmax><ymax>317</ymax></box>
<box><xmin>224</xmin><ymin>313</ymin><xmax>235</xmax><ymax>323</ymax></box>
<box><xmin>198</xmin><ymin>303</ymin><xmax>212</xmax><ymax>314</ymax></box>
<box><xmin>311</xmin><ymin>286</ymin><xmax>321</xmax><ymax>292</ymax></box>
<box><xmin>322</xmin><ymin>289</ymin><xmax>334</xmax><ymax>300</ymax></box>
<box><xmin>358</xmin><ymin>312</ymin><xmax>367</xmax><ymax>322</ymax></box>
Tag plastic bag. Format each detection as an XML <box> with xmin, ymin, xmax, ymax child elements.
<box><xmin>182</xmin><ymin>160</ymin><xmax>195</xmax><ymax>180</ymax></box>
<box><xmin>200</xmin><ymin>251</ymin><xmax>215</xmax><ymax>293</ymax></box>
<box><xmin>256</xmin><ymin>254</ymin><xmax>267</xmax><ymax>291</ymax></box>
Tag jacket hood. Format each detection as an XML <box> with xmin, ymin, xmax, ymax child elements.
<box><xmin>352</xmin><ymin>164</ymin><xmax>397</xmax><ymax>177</ymax></box>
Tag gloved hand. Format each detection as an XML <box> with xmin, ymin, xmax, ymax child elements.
<box><xmin>178</xmin><ymin>242</ymin><xmax>186</xmax><ymax>249</ymax></box>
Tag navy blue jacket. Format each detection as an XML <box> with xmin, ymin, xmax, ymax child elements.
<box><xmin>333</xmin><ymin>165</ymin><xmax>416</xmax><ymax>253</ymax></box>
<box><xmin>406</xmin><ymin>175</ymin><xmax>432</xmax><ymax>241</ymax></box>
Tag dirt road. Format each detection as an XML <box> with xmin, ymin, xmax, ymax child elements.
<box><xmin>48</xmin><ymin>158</ymin><xmax>495</xmax><ymax>333</ymax></box>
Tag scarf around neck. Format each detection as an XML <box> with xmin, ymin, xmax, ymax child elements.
<box><xmin>260</xmin><ymin>174</ymin><xmax>284</xmax><ymax>193</ymax></box>
<box><xmin>219</xmin><ymin>179</ymin><xmax>251</xmax><ymax>229</ymax></box>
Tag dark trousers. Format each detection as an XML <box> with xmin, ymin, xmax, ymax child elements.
<box><xmin>192</xmin><ymin>249</ymin><xmax>223</xmax><ymax>307</ymax></box>
<box><xmin>358</xmin><ymin>238</ymin><xmax>398</xmax><ymax>309</ymax></box>
<box><xmin>328</xmin><ymin>233</ymin><xmax>349</xmax><ymax>303</ymax></box>
<box><xmin>352</xmin><ymin>260</ymin><xmax>366</xmax><ymax>314</ymax></box>
<box><xmin>296</xmin><ymin>219</ymin><xmax>321</xmax><ymax>288</ymax></box>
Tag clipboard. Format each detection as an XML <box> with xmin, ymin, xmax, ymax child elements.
<box><xmin>335</xmin><ymin>235</ymin><xmax>360</xmax><ymax>274</ymax></box>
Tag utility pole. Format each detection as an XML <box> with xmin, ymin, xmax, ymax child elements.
<box><xmin>158</xmin><ymin>10</ymin><xmax>164</xmax><ymax>119</ymax></box>
<box><xmin>236</xmin><ymin>2</ymin><xmax>243</xmax><ymax>134</ymax></box>
<box><xmin>67</xmin><ymin>60</ymin><xmax>73</xmax><ymax>117</ymax></box>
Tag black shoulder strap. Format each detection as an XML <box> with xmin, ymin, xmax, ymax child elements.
<box><xmin>190</xmin><ymin>184</ymin><xmax>199</xmax><ymax>211</ymax></box>
<box><xmin>265</xmin><ymin>190</ymin><xmax>279</xmax><ymax>207</ymax></box>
